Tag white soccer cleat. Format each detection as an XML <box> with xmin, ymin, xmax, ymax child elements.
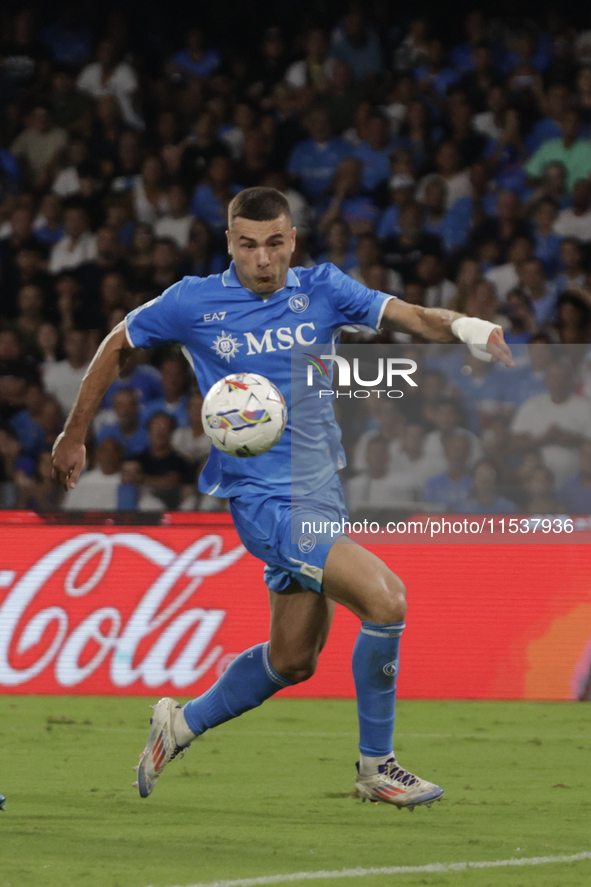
<box><xmin>355</xmin><ymin>757</ymin><xmax>444</xmax><ymax>811</ymax></box>
<box><xmin>134</xmin><ymin>697</ymin><xmax>191</xmax><ymax>798</ymax></box>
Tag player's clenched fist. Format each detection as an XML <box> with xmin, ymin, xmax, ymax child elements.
<box><xmin>52</xmin><ymin>432</ymin><xmax>86</xmax><ymax>491</ymax></box>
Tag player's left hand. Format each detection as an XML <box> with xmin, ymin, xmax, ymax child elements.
<box><xmin>486</xmin><ymin>327</ymin><xmax>514</xmax><ymax>367</ymax></box>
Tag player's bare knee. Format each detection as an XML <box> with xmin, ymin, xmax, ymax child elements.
<box><xmin>368</xmin><ymin>573</ymin><xmax>407</xmax><ymax>624</ymax></box>
<box><xmin>275</xmin><ymin>654</ymin><xmax>318</xmax><ymax>684</ymax></box>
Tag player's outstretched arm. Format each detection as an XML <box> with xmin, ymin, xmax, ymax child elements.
<box><xmin>381</xmin><ymin>300</ymin><xmax>514</xmax><ymax>367</ymax></box>
<box><xmin>52</xmin><ymin>321</ymin><xmax>135</xmax><ymax>490</ymax></box>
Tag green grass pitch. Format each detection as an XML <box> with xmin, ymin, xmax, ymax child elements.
<box><xmin>1</xmin><ymin>696</ymin><xmax>590</xmax><ymax>887</ymax></box>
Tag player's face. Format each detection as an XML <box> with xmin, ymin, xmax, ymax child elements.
<box><xmin>227</xmin><ymin>214</ymin><xmax>296</xmax><ymax>296</ymax></box>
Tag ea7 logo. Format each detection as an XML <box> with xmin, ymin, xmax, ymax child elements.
<box><xmin>204</xmin><ymin>312</ymin><xmax>227</xmax><ymax>322</ymax></box>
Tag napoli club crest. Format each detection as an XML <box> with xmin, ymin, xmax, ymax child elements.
<box><xmin>289</xmin><ymin>294</ymin><xmax>309</xmax><ymax>313</ymax></box>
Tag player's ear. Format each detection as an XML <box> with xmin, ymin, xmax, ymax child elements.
<box><xmin>290</xmin><ymin>226</ymin><xmax>297</xmax><ymax>249</ymax></box>
<box><xmin>225</xmin><ymin>229</ymin><xmax>232</xmax><ymax>256</ymax></box>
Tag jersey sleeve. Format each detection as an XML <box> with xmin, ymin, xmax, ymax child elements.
<box><xmin>325</xmin><ymin>263</ymin><xmax>393</xmax><ymax>330</ymax></box>
<box><xmin>125</xmin><ymin>279</ymin><xmax>188</xmax><ymax>348</ymax></box>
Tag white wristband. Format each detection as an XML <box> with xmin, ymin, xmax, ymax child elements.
<box><xmin>451</xmin><ymin>316</ymin><xmax>502</xmax><ymax>363</ymax></box>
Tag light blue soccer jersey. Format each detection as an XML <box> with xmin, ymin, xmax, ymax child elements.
<box><xmin>125</xmin><ymin>262</ymin><xmax>391</xmax><ymax>499</ymax></box>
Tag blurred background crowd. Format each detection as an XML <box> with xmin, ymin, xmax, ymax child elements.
<box><xmin>2</xmin><ymin>0</ymin><xmax>591</xmax><ymax>515</ymax></box>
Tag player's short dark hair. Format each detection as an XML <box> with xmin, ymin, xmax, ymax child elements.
<box><xmin>228</xmin><ymin>187</ymin><xmax>291</xmax><ymax>224</ymax></box>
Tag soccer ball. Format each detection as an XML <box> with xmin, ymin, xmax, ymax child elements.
<box><xmin>202</xmin><ymin>372</ymin><xmax>288</xmax><ymax>457</ymax></box>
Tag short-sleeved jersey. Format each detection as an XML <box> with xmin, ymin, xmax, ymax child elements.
<box><xmin>125</xmin><ymin>262</ymin><xmax>392</xmax><ymax>498</ymax></box>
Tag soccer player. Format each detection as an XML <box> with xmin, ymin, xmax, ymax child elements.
<box><xmin>52</xmin><ymin>187</ymin><xmax>513</xmax><ymax>809</ymax></box>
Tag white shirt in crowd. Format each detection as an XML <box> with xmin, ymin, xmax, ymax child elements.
<box><xmin>154</xmin><ymin>214</ymin><xmax>195</xmax><ymax>249</ymax></box>
<box><xmin>347</xmin><ymin>472</ymin><xmax>418</xmax><ymax>511</ymax></box>
<box><xmin>472</xmin><ymin>111</ymin><xmax>502</xmax><ymax>141</ymax></box>
<box><xmin>52</xmin><ymin>166</ymin><xmax>81</xmax><ymax>199</ymax></box>
<box><xmin>77</xmin><ymin>62</ymin><xmax>144</xmax><ymax>130</ymax></box>
<box><xmin>485</xmin><ymin>262</ymin><xmax>520</xmax><ymax>301</ymax></box>
<box><xmin>171</xmin><ymin>427</ymin><xmax>211</xmax><ymax>463</ymax></box>
<box><xmin>511</xmin><ymin>391</ymin><xmax>591</xmax><ymax>485</ymax></box>
<box><xmin>423</xmin><ymin>428</ymin><xmax>483</xmax><ymax>476</ymax></box>
<box><xmin>553</xmin><ymin>208</ymin><xmax>591</xmax><ymax>242</ymax></box>
<box><xmin>132</xmin><ymin>175</ymin><xmax>170</xmax><ymax>225</ymax></box>
<box><xmin>62</xmin><ymin>469</ymin><xmax>121</xmax><ymax>510</ymax></box>
<box><xmin>44</xmin><ymin>360</ymin><xmax>91</xmax><ymax>414</ymax></box>
<box><xmin>49</xmin><ymin>232</ymin><xmax>97</xmax><ymax>273</ymax></box>
<box><xmin>424</xmin><ymin>279</ymin><xmax>458</xmax><ymax>309</ymax></box>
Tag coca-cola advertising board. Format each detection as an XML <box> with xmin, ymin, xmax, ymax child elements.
<box><xmin>1</xmin><ymin>515</ymin><xmax>590</xmax><ymax>700</ymax></box>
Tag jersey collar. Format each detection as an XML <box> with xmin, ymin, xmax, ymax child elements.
<box><xmin>222</xmin><ymin>261</ymin><xmax>300</xmax><ymax>290</ymax></box>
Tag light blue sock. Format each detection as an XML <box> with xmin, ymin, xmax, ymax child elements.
<box><xmin>352</xmin><ymin>621</ymin><xmax>405</xmax><ymax>757</ymax></box>
<box><xmin>183</xmin><ymin>642</ymin><xmax>293</xmax><ymax>736</ymax></box>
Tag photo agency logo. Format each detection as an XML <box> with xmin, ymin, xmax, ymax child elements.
<box><xmin>304</xmin><ymin>353</ymin><xmax>418</xmax><ymax>398</ymax></box>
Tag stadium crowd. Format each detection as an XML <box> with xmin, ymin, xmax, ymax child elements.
<box><xmin>2</xmin><ymin>1</ymin><xmax>591</xmax><ymax>514</ymax></box>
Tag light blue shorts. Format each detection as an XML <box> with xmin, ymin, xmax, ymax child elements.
<box><xmin>230</xmin><ymin>474</ymin><xmax>349</xmax><ymax>594</ymax></box>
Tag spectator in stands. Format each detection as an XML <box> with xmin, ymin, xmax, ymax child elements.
<box><xmin>284</xmin><ymin>27</ymin><xmax>329</xmax><ymax>90</ymax></box>
<box><xmin>518</xmin><ymin>258</ymin><xmax>559</xmax><ymax>327</ymax></box>
<box><xmin>420</xmin><ymin>175</ymin><xmax>470</xmax><ymax>253</ymax></box>
<box><xmin>558</xmin><ymin>440</ymin><xmax>591</xmax><ymax>512</ymax></box>
<box><xmin>16</xmin><ymin>449</ymin><xmax>62</xmax><ymax>511</ymax></box>
<box><xmin>386</xmin><ymin>423</ymin><xmax>439</xmax><ymax>499</ymax></box>
<box><xmin>154</xmin><ymin>183</ymin><xmax>193</xmax><ymax>250</ymax></box>
<box><xmin>131</xmin><ymin>155</ymin><xmax>170</xmax><ymax>226</ymax></box>
<box><xmin>382</xmin><ymin>202</ymin><xmax>442</xmax><ymax>282</ymax></box>
<box><xmin>77</xmin><ymin>38</ymin><xmax>144</xmax><ymax>131</ymax></box>
<box><xmin>472</xmin><ymin>190</ymin><xmax>530</xmax><ymax>265</ymax></box>
<box><xmin>14</xmin><ymin>284</ymin><xmax>46</xmax><ymax>347</ymax></box>
<box><xmin>422</xmin><ymin>433</ymin><xmax>472</xmax><ymax>512</ymax></box>
<box><xmin>553</xmin><ymin>180</ymin><xmax>591</xmax><ymax>242</ymax></box>
<box><xmin>144</xmin><ymin>356</ymin><xmax>189</xmax><ymax>428</ymax></box>
<box><xmin>288</xmin><ymin>107</ymin><xmax>351</xmax><ymax>203</ymax></box>
<box><xmin>415</xmin><ymin>38</ymin><xmax>459</xmax><ymax>102</ymax></box>
<box><xmin>555</xmin><ymin>238</ymin><xmax>586</xmax><ymax>293</ymax></box>
<box><xmin>556</xmin><ymin>291</ymin><xmax>591</xmax><ymax>344</ymax></box>
<box><xmin>531</xmin><ymin>197</ymin><xmax>562</xmax><ymax>277</ymax></box>
<box><xmin>49</xmin><ymin>203</ymin><xmax>97</xmax><ymax>274</ymax></box>
<box><xmin>97</xmin><ymin>388</ymin><xmax>150</xmax><ymax>457</ymax></box>
<box><xmin>346</xmin><ymin>436</ymin><xmax>404</xmax><ymax>512</ymax></box>
<box><xmin>9</xmin><ymin>381</ymin><xmax>46</xmax><ymax>459</ymax></box>
<box><xmin>375</xmin><ymin>173</ymin><xmax>415</xmax><ymax>240</ymax></box>
<box><xmin>329</xmin><ymin>10</ymin><xmax>383</xmax><ymax>84</ymax></box>
<box><xmin>10</xmin><ymin>104</ymin><xmax>67</xmax><ymax>188</ymax></box>
<box><xmin>191</xmin><ymin>155</ymin><xmax>241</xmax><ymax>241</ymax></box>
<box><xmin>137</xmin><ymin>412</ymin><xmax>194</xmax><ymax>509</ymax></box>
<box><xmin>485</xmin><ymin>235</ymin><xmax>533</xmax><ymax>301</ymax></box>
<box><xmin>354</xmin><ymin>111</ymin><xmax>394</xmax><ymax>193</ymax></box>
<box><xmin>179</xmin><ymin>111</ymin><xmax>230</xmax><ymax>191</ymax></box>
<box><xmin>150</xmin><ymin>238</ymin><xmax>182</xmax><ymax>293</ymax></box>
<box><xmin>315</xmin><ymin>218</ymin><xmax>357</xmax><ymax>272</ymax></box>
<box><xmin>502</xmin><ymin>289</ymin><xmax>539</xmax><ymax>344</ymax></box>
<box><xmin>416</xmin><ymin>253</ymin><xmax>457</xmax><ymax>309</ymax></box>
<box><xmin>521</xmin><ymin>463</ymin><xmax>564</xmax><ymax>513</ymax></box>
<box><xmin>511</xmin><ymin>358</ymin><xmax>591</xmax><ymax>485</ymax></box>
<box><xmin>166</xmin><ymin>28</ymin><xmax>221</xmax><ymax>83</ymax></box>
<box><xmin>34</xmin><ymin>193</ymin><xmax>65</xmax><ymax>245</ymax></box>
<box><xmin>526</xmin><ymin>110</ymin><xmax>591</xmax><ymax>194</ymax></box>
<box><xmin>349</xmin><ymin>234</ymin><xmax>402</xmax><ymax>294</ymax></box>
<box><xmin>423</xmin><ymin>399</ymin><xmax>482</xmax><ymax>475</ymax></box>
<box><xmin>353</xmin><ymin>399</ymin><xmax>406</xmax><ymax>471</ymax></box>
<box><xmin>526</xmin><ymin>160</ymin><xmax>570</xmax><ymax>211</ymax></box>
<box><xmin>62</xmin><ymin>437</ymin><xmax>124</xmax><ymax>511</ymax></box>
<box><xmin>425</xmin><ymin>141</ymin><xmax>471</xmax><ymax>209</ymax></box>
<box><xmin>458</xmin><ymin>459</ymin><xmax>517</xmax><ymax>514</ymax></box>
<box><xmin>318</xmin><ymin>158</ymin><xmax>379</xmax><ymax>236</ymax></box>
<box><xmin>44</xmin><ymin>328</ymin><xmax>90</xmax><ymax>414</ymax></box>
<box><xmin>171</xmin><ymin>391</ymin><xmax>211</xmax><ymax>466</ymax></box>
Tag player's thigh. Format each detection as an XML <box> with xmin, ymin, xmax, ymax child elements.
<box><xmin>268</xmin><ymin>580</ymin><xmax>336</xmax><ymax>681</ymax></box>
<box><xmin>322</xmin><ymin>536</ymin><xmax>407</xmax><ymax>624</ymax></box>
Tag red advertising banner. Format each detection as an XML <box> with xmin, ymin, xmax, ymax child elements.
<box><xmin>0</xmin><ymin>519</ymin><xmax>590</xmax><ymax>700</ymax></box>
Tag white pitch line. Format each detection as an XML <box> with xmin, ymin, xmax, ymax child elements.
<box><xmin>160</xmin><ymin>851</ymin><xmax>591</xmax><ymax>887</ymax></box>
